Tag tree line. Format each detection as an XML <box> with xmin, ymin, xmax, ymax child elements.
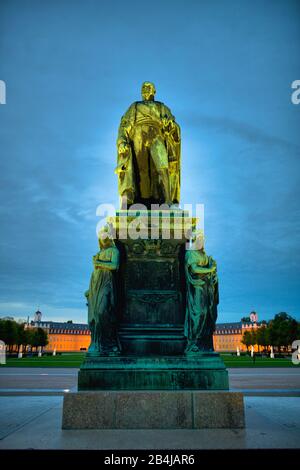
<box><xmin>242</xmin><ymin>312</ymin><xmax>300</xmax><ymax>353</ymax></box>
<box><xmin>0</xmin><ymin>319</ymin><xmax>48</xmax><ymax>353</ymax></box>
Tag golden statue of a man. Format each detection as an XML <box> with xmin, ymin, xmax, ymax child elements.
<box><xmin>115</xmin><ymin>82</ymin><xmax>180</xmax><ymax>208</ymax></box>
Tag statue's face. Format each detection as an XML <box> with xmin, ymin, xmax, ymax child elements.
<box><xmin>141</xmin><ymin>82</ymin><xmax>156</xmax><ymax>101</ymax></box>
<box><xmin>192</xmin><ymin>234</ymin><xmax>204</xmax><ymax>251</ymax></box>
<box><xmin>98</xmin><ymin>232</ymin><xmax>112</xmax><ymax>249</ymax></box>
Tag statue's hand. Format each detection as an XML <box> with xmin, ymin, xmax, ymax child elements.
<box><xmin>93</xmin><ymin>255</ymin><xmax>101</xmax><ymax>268</ymax></box>
<box><xmin>162</xmin><ymin>117</ymin><xmax>174</xmax><ymax>130</ymax></box>
<box><xmin>162</xmin><ymin>117</ymin><xmax>169</xmax><ymax>128</ymax></box>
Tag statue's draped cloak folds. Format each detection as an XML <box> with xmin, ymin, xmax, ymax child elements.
<box><xmin>116</xmin><ymin>100</ymin><xmax>180</xmax><ymax>203</ymax></box>
<box><xmin>86</xmin><ymin>246</ymin><xmax>120</xmax><ymax>352</ymax></box>
<box><xmin>184</xmin><ymin>250</ymin><xmax>219</xmax><ymax>350</ymax></box>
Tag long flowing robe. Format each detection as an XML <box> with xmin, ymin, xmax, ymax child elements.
<box><xmin>116</xmin><ymin>100</ymin><xmax>180</xmax><ymax>204</ymax></box>
<box><xmin>185</xmin><ymin>250</ymin><xmax>218</xmax><ymax>351</ymax></box>
<box><xmin>86</xmin><ymin>246</ymin><xmax>120</xmax><ymax>354</ymax></box>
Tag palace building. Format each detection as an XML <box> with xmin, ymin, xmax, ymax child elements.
<box><xmin>213</xmin><ymin>321</ymin><xmax>260</xmax><ymax>352</ymax></box>
<box><xmin>30</xmin><ymin>319</ymin><xmax>91</xmax><ymax>352</ymax></box>
<box><xmin>30</xmin><ymin>311</ymin><xmax>260</xmax><ymax>353</ymax></box>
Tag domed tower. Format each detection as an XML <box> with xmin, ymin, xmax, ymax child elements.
<box><xmin>34</xmin><ymin>309</ymin><xmax>42</xmax><ymax>322</ymax></box>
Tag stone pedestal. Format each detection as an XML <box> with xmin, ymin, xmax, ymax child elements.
<box><xmin>78</xmin><ymin>209</ymin><xmax>229</xmax><ymax>392</ymax></box>
<box><xmin>78</xmin><ymin>354</ymin><xmax>229</xmax><ymax>390</ymax></box>
<box><xmin>62</xmin><ymin>390</ymin><xmax>245</xmax><ymax>429</ymax></box>
<box><xmin>110</xmin><ymin>209</ymin><xmax>195</xmax><ymax>355</ymax></box>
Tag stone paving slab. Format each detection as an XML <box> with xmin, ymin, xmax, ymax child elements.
<box><xmin>0</xmin><ymin>396</ymin><xmax>299</xmax><ymax>449</ymax></box>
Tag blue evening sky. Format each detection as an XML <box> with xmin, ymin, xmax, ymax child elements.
<box><xmin>0</xmin><ymin>0</ymin><xmax>299</xmax><ymax>323</ymax></box>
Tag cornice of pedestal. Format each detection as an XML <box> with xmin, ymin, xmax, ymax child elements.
<box><xmin>106</xmin><ymin>210</ymin><xmax>198</xmax><ymax>241</ymax></box>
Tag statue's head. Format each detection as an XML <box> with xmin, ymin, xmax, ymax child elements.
<box><xmin>141</xmin><ymin>81</ymin><xmax>156</xmax><ymax>101</ymax></box>
<box><xmin>98</xmin><ymin>225</ymin><xmax>113</xmax><ymax>249</ymax></box>
<box><xmin>191</xmin><ymin>229</ymin><xmax>205</xmax><ymax>251</ymax></box>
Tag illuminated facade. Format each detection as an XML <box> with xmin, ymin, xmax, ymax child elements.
<box><xmin>213</xmin><ymin>321</ymin><xmax>260</xmax><ymax>352</ymax></box>
<box><xmin>30</xmin><ymin>320</ymin><xmax>91</xmax><ymax>352</ymax></box>
<box><xmin>31</xmin><ymin>318</ymin><xmax>260</xmax><ymax>353</ymax></box>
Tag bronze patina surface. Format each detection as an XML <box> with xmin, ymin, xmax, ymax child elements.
<box><xmin>115</xmin><ymin>82</ymin><xmax>180</xmax><ymax>208</ymax></box>
<box><xmin>78</xmin><ymin>83</ymin><xmax>230</xmax><ymax>392</ymax></box>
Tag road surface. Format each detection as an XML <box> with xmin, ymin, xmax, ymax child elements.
<box><xmin>0</xmin><ymin>367</ymin><xmax>299</xmax><ymax>394</ymax></box>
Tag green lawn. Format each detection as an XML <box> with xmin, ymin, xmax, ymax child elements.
<box><xmin>221</xmin><ymin>354</ymin><xmax>299</xmax><ymax>368</ymax></box>
<box><xmin>0</xmin><ymin>352</ymin><xmax>299</xmax><ymax>368</ymax></box>
<box><xmin>1</xmin><ymin>352</ymin><xmax>86</xmax><ymax>367</ymax></box>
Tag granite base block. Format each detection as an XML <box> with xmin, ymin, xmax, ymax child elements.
<box><xmin>62</xmin><ymin>391</ymin><xmax>245</xmax><ymax>429</ymax></box>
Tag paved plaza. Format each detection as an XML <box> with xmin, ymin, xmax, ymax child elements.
<box><xmin>0</xmin><ymin>368</ymin><xmax>299</xmax><ymax>449</ymax></box>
